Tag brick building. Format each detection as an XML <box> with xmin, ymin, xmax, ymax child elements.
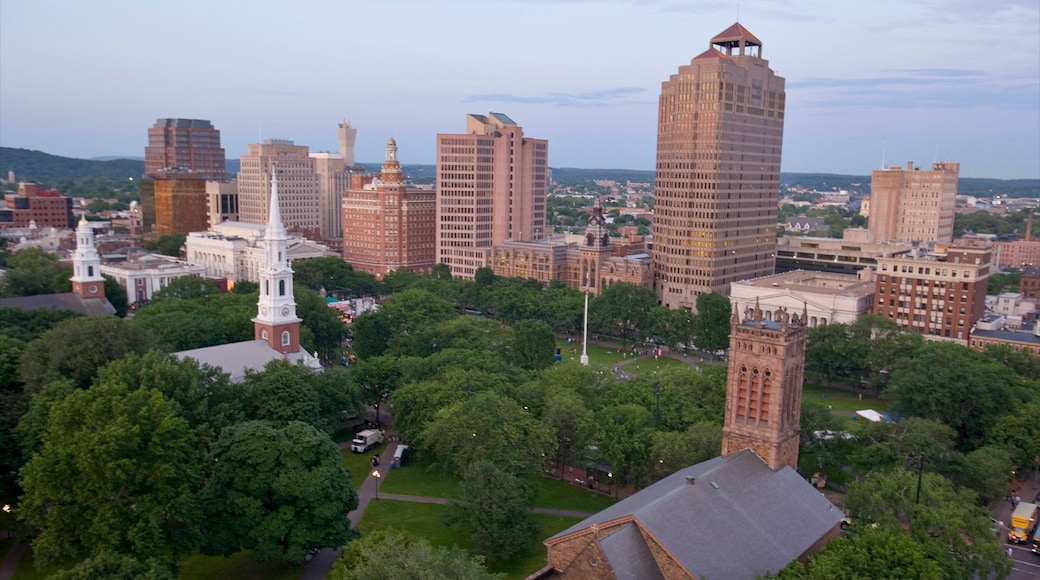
<box><xmin>869</xmin><ymin>161</ymin><xmax>959</xmax><ymax>244</ymax></box>
<box><xmin>0</xmin><ymin>183</ymin><xmax>74</xmax><ymax>229</ymax></box>
<box><xmin>144</xmin><ymin>118</ymin><xmax>226</xmax><ymax>181</ymax></box>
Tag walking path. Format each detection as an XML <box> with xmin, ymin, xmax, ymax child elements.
<box><xmin>0</xmin><ymin>543</ymin><xmax>27</xmax><ymax>580</ymax></box>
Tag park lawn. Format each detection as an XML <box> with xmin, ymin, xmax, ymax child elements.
<box><xmin>802</xmin><ymin>383</ymin><xmax>887</xmax><ymax>414</ymax></box>
<box><xmin>10</xmin><ymin>548</ymin><xmax>69</xmax><ymax>580</ymax></box>
<box><xmin>621</xmin><ymin>356</ymin><xmax>691</xmax><ymax>377</ymax></box>
<box><xmin>554</xmin><ymin>338</ymin><xmax>630</xmax><ymax>367</ymax></box>
<box><xmin>178</xmin><ymin>550</ymin><xmax>301</xmax><ymax>580</ymax></box>
<box><xmin>341</xmin><ymin>442</ymin><xmax>386</xmax><ymax>490</ymax></box>
<box><xmin>379</xmin><ymin>456</ymin><xmax>459</xmax><ymax>498</ymax></box>
<box><xmin>357</xmin><ymin>499</ymin><xmax>580</xmax><ymax>579</ymax></box>
<box><xmin>534</xmin><ymin>477</ymin><xmax>616</xmax><ymax>513</ymax></box>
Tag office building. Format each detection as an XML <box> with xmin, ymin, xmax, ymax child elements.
<box><xmin>310</xmin><ymin>120</ymin><xmax>365</xmax><ymax>242</ymax></box>
<box><xmin>436</xmin><ymin>112</ymin><xmax>549</xmax><ymax>279</ymax></box>
<box><xmin>342</xmin><ymin>138</ymin><xmax>435</xmax><ymax>278</ymax></box>
<box><xmin>144</xmin><ymin>118</ymin><xmax>226</xmax><ymax>181</ymax></box>
<box><xmin>139</xmin><ymin>170</ymin><xmax>209</xmax><ymax>236</ymax></box>
<box><xmin>653</xmin><ymin>23</ymin><xmax>785</xmax><ymax>309</ymax></box>
<box><xmin>184</xmin><ymin>221</ymin><xmax>330</xmax><ymax>284</ymax></box>
<box><xmin>873</xmin><ymin>245</ymin><xmax>991</xmax><ymax>343</ymax></box>
<box><xmin>0</xmin><ymin>183</ymin><xmax>74</xmax><ymax>229</ymax></box>
<box><xmin>206</xmin><ymin>181</ymin><xmax>239</xmax><ymax>227</ymax></box>
<box><xmin>237</xmin><ymin>140</ymin><xmax>320</xmax><ymax>240</ymax></box>
<box><xmin>869</xmin><ymin>161</ymin><xmax>959</xmax><ymax>244</ymax></box>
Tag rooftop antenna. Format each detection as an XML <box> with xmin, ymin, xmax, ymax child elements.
<box><xmin>258</xmin><ymin>121</ymin><xmax>263</xmax><ymax>143</ymax></box>
<box><xmin>737</xmin><ymin>2</ymin><xmax>741</xmax><ymax>22</ymax></box>
<box><xmin>880</xmin><ymin>138</ymin><xmax>887</xmax><ymax>170</ymax></box>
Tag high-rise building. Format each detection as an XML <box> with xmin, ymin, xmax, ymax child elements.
<box><xmin>139</xmin><ymin>170</ymin><xmax>209</xmax><ymax>236</ymax></box>
<box><xmin>237</xmin><ymin>139</ymin><xmax>320</xmax><ymax>240</ymax></box>
<box><xmin>653</xmin><ymin>24</ymin><xmax>785</xmax><ymax>309</ymax></box>
<box><xmin>338</xmin><ymin>120</ymin><xmax>357</xmax><ymax>167</ymax></box>
<box><xmin>722</xmin><ymin>299</ymin><xmax>808</xmax><ymax>472</ymax></box>
<box><xmin>144</xmin><ymin>118</ymin><xmax>226</xmax><ymax>181</ymax></box>
<box><xmin>310</xmin><ymin>120</ymin><xmax>365</xmax><ymax>242</ymax></box>
<box><xmin>869</xmin><ymin>161</ymin><xmax>959</xmax><ymax>244</ymax></box>
<box><xmin>436</xmin><ymin>112</ymin><xmax>548</xmax><ymax>279</ymax></box>
<box><xmin>342</xmin><ymin>138</ymin><xmax>436</xmax><ymax>278</ymax></box>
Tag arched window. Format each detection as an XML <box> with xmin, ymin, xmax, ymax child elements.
<box><xmin>279</xmin><ymin>280</ymin><xmax>285</xmax><ymax>296</ymax></box>
<box><xmin>87</xmin><ymin>266</ymin><xmax>94</xmax><ymax>277</ymax></box>
<box><xmin>261</xmin><ymin>330</ymin><xmax>269</xmax><ymax>340</ymax></box>
<box><xmin>281</xmin><ymin>330</ymin><xmax>291</xmax><ymax>346</ymax></box>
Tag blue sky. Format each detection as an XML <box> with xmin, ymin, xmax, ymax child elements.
<box><xmin>1</xmin><ymin>0</ymin><xmax>1037</xmax><ymax>178</ymax></box>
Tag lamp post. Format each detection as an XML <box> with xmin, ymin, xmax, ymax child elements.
<box><xmin>580</xmin><ymin>291</ymin><xmax>590</xmax><ymax>366</ymax></box>
<box><xmin>652</xmin><ymin>381</ymin><xmax>661</xmax><ymax>429</ymax></box>
<box><xmin>371</xmin><ymin>470</ymin><xmax>382</xmax><ymax>500</ymax></box>
<box><xmin>907</xmin><ymin>451</ymin><xmax>925</xmax><ymax>525</ymax></box>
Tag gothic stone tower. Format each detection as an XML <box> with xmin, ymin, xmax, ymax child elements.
<box><xmin>721</xmin><ymin>298</ymin><xmax>807</xmax><ymax>471</ymax></box>
<box><xmin>578</xmin><ymin>198</ymin><xmax>612</xmax><ymax>294</ymax></box>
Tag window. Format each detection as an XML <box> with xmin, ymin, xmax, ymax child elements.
<box><xmin>88</xmin><ymin>266</ymin><xmax>94</xmax><ymax>277</ymax></box>
<box><xmin>279</xmin><ymin>280</ymin><xmax>285</xmax><ymax>296</ymax></box>
<box><xmin>281</xmin><ymin>330</ymin><xmax>291</xmax><ymax>346</ymax></box>
<box><xmin>261</xmin><ymin>330</ymin><xmax>269</xmax><ymax>340</ymax></box>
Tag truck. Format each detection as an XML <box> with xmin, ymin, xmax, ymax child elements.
<box><xmin>1008</xmin><ymin>502</ymin><xmax>1038</xmax><ymax>544</ymax></box>
<box><xmin>350</xmin><ymin>429</ymin><xmax>384</xmax><ymax>453</ymax></box>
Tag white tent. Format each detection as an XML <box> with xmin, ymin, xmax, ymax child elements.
<box><xmin>856</xmin><ymin>409</ymin><xmax>885</xmax><ymax>422</ymax></box>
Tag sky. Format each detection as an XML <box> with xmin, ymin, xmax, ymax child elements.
<box><xmin>1</xmin><ymin>0</ymin><xmax>1038</xmax><ymax>179</ymax></box>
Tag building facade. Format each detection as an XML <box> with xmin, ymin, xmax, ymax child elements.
<box><xmin>100</xmin><ymin>253</ymin><xmax>206</xmax><ymax>305</ymax></box>
<box><xmin>729</xmin><ymin>269</ymin><xmax>876</xmax><ymax>328</ymax></box>
<box><xmin>722</xmin><ymin>300</ymin><xmax>808</xmax><ymax>472</ymax></box>
<box><xmin>872</xmin><ymin>245</ymin><xmax>991</xmax><ymax>343</ymax></box>
<box><xmin>775</xmin><ymin>229</ymin><xmax>913</xmax><ymax>275</ymax></box>
<box><xmin>184</xmin><ymin>221</ymin><xmax>331</xmax><ymax>284</ymax></box>
<box><xmin>653</xmin><ymin>23</ymin><xmax>785</xmax><ymax>310</ymax></box>
<box><xmin>144</xmin><ymin>118</ymin><xmax>226</xmax><ymax>181</ymax></box>
<box><xmin>139</xmin><ymin>171</ymin><xmax>209</xmax><ymax>236</ymax></box>
<box><xmin>436</xmin><ymin>112</ymin><xmax>549</xmax><ymax>279</ymax></box>
<box><xmin>0</xmin><ymin>183</ymin><xmax>74</xmax><ymax>229</ymax></box>
<box><xmin>70</xmin><ymin>215</ymin><xmax>106</xmax><ymax>301</ymax></box>
<box><xmin>237</xmin><ymin>140</ymin><xmax>320</xmax><ymax>240</ymax></box>
<box><xmin>869</xmin><ymin>161</ymin><xmax>959</xmax><ymax>244</ymax></box>
<box><xmin>206</xmin><ymin>181</ymin><xmax>239</xmax><ymax>227</ymax></box>
<box><xmin>341</xmin><ymin>138</ymin><xmax>436</xmax><ymax>279</ymax></box>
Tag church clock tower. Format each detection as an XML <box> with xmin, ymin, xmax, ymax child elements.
<box><xmin>253</xmin><ymin>168</ymin><xmax>303</xmax><ymax>354</ymax></box>
<box><xmin>70</xmin><ymin>215</ymin><xmax>105</xmax><ymax>300</ymax></box>
<box><xmin>721</xmin><ymin>298</ymin><xmax>808</xmax><ymax>471</ymax></box>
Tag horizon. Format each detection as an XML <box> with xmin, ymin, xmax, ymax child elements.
<box><xmin>1</xmin><ymin>1</ymin><xmax>1037</xmax><ymax>179</ymax></box>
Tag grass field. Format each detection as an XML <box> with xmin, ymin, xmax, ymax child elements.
<box><xmin>357</xmin><ymin>499</ymin><xmax>581</xmax><ymax>579</ymax></box>
<box><xmin>341</xmin><ymin>441</ymin><xmax>386</xmax><ymax>490</ymax></box>
<box><xmin>178</xmin><ymin>551</ymin><xmax>301</xmax><ymax>580</ymax></box>
<box><xmin>802</xmin><ymin>383</ymin><xmax>888</xmax><ymax>414</ymax></box>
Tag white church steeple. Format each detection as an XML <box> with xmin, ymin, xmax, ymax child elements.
<box><xmin>70</xmin><ymin>214</ymin><xmax>104</xmax><ymax>300</ymax></box>
<box><xmin>253</xmin><ymin>167</ymin><xmax>303</xmax><ymax>354</ymax></box>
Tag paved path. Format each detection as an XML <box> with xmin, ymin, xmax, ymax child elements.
<box><xmin>0</xmin><ymin>543</ymin><xmax>27</xmax><ymax>580</ymax></box>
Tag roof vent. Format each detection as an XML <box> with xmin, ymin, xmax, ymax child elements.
<box><xmin>686</xmin><ymin>476</ymin><xmax>696</xmax><ymax>485</ymax></box>
<box><xmin>710</xmin><ymin>481</ymin><xmax>720</xmax><ymax>489</ymax></box>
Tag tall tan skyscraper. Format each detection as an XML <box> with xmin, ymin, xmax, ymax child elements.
<box><xmin>311</xmin><ymin>121</ymin><xmax>365</xmax><ymax>241</ymax></box>
<box><xmin>237</xmin><ymin>139</ymin><xmax>320</xmax><ymax>240</ymax></box>
<box><xmin>653</xmin><ymin>24</ymin><xmax>785</xmax><ymax>310</ymax></box>
<box><xmin>436</xmin><ymin>113</ymin><xmax>548</xmax><ymax>279</ymax></box>
<box><xmin>869</xmin><ymin>161</ymin><xmax>959</xmax><ymax>244</ymax></box>
<box><xmin>338</xmin><ymin>120</ymin><xmax>357</xmax><ymax>167</ymax></box>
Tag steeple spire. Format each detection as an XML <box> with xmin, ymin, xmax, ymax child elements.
<box><xmin>253</xmin><ymin>167</ymin><xmax>301</xmax><ymax>354</ymax></box>
<box><xmin>266</xmin><ymin>165</ymin><xmax>286</xmax><ymax>238</ymax></box>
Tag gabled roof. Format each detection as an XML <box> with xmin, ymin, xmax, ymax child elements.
<box><xmin>175</xmin><ymin>339</ymin><xmax>320</xmax><ymax>382</ymax></box>
<box><xmin>712</xmin><ymin>22</ymin><xmax>762</xmax><ymax>45</ymax></box>
<box><xmin>0</xmin><ymin>293</ymin><xmax>116</xmax><ymax>317</ymax></box>
<box><xmin>546</xmin><ymin>450</ymin><xmax>843</xmax><ymax>579</ymax></box>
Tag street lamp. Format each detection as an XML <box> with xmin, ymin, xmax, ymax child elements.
<box><xmin>652</xmin><ymin>381</ymin><xmax>661</xmax><ymax>429</ymax></box>
<box><xmin>371</xmin><ymin>470</ymin><xmax>382</xmax><ymax>500</ymax></box>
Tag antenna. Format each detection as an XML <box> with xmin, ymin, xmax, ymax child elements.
<box><xmin>880</xmin><ymin>138</ymin><xmax>887</xmax><ymax>170</ymax></box>
<box><xmin>737</xmin><ymin>2</ymin><xmax>741</xmax><ymax>22</ymax></box>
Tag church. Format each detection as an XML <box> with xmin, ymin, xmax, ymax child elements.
<box><xmin>175</xmin><ymin>170</ymin><xmax>321</xmax><ymax>381</ymax></box>
<box><xmin>537</xmin><ymin>300</ymin><xmax>843</xmax><ymax>579</ymax></box>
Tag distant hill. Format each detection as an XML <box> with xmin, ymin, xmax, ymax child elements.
<box><xmin>3</xmin><ymin>147</ymin><xmax>1036</xmax><ymax>198</ymax></box>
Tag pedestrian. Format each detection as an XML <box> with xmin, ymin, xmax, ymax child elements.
<box><xmin>1008</xmin><ymin>547</ymin><xmax>1013</xmax><ymax>558</ymax></box>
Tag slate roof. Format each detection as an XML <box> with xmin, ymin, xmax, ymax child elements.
<box><xmin>0</xmin><ymin>293</ymin><xmax>116</xmax><ymax>317</ymax></box>
<box><xmin>546</xmin><ymin>450</ymin><xmax>843</xmax><ymax>579</ymax></box>
<box><xmin>692</xmin><ymin>47</ymin><xmax>728</xmax><ymax>61</ymax></box>
<box><xmin>175</xmin><ymin>339</ymin><xmax>320</xmax><ymax>382</ymax></box>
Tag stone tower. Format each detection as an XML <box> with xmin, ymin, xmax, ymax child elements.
<box><xmin>721</xmin><ymin>298</ymin><xmax>808</xmax><ymax>471</ymax></box>
<box><xmin>578</xmin><ymin>198</ymin><xmax>612</xmax><ymax>294</ymax></box>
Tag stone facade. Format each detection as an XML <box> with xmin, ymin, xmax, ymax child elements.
<box><xmin>722</xmin><ymin>299</ymin><xmax>808</xmax><ymax>472</ymax></box>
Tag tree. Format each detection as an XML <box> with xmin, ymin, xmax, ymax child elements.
<box><xmin>543</xmin><ymin>390</ymin><xmax>592</xmax><ymax>477</ymax></box>
<box><xmin>649</xmin><ymin>423</ymin><xmax>722</xmax><ymax>481</ymax></box>
<box><xmin>243</xmin><ymin>359</ymin><xmax>357</xmax><ymax>434</ymax></box>
<box><xmin>845</xmin><ymin>467</ymin><xmax>1010</xmax><ymax>580</ymax></box>
<box><xmin>351</xmin><ymin>310</ymin><xmax>392</xmax><ymax>358</ymax></box>
<box><xmin>887</xmin><ymin>342</ymin><xmax>1026</xmax><ymax>450</ymax></box>
<box><xmin>201</xmin><ymin>420</ymin><xmax>358</xmax><ymax>563</ymax></box>
<box><xmin>103</xmin><ymin>274</ymin><xmax>129</xmax><ymax>317</ymax></box>
<box><xmin>0</xmin><ymin>307</ymin><xmax>82</xmax><ymax>343</ymax></box>
<box><xmin>51</xmin><ymin>551</ymin><xmax>177</xmax><ymax>580</ymax></box>
<box><xmin>774</xmin><ymin>526</ymin><xmax>943</xmax><ymax>580</ymax></box>
<box><xmin>330</xmin><ymin>529</ymin><xmax>501</xmax><ymax>580</ymax></box>
<box><xmin>511</xmin><ymin>319</ymin><xmax>555</xmax><ymax>370</ymax></box>
<box><xmin>692</xmin><ymin>292</ymin><xmax>731</xmax><ymax>353</ymax></box>
<box><xmin>0</xmin><ymin>247</ymin><xmax>70</xmax><ymax>297</ymax></box>
<box><xmin>990</xmin><ymin>401</ymin><xmax>1040</xmax><ymax>471</ymax></box>
<box><xmin>18</xmin><ymin>383</ymin><xmax>201</xmax><ymax>568</ymax></box>
<box><xmin>431</xmin><ymin>263</ymin><xmax>453</xmax><ymax>280</ymax></box>
<box><xmin>295</xmin><ymin>283</ymin><xmax>349</xmax><ymax>364</ymax></box>
<box><xmin>590</xmin><ymin>282</ymin><xmax>657</xmax><ymax>348</ymax></box>
<box><xmin>19</xmin><ymin>316</ymin><xmax>154</xmax><ymax>392</ymax></box>
<box><xmin>144</xmin><ymin>233</ymin><xmax>186</xmax><ymax>257</ymax></box>
<box><xmin>230</xmin><ymin>280</ymin><xmax>259</xmax><ymax>294</ymax></box>
<box><xmin>442</xmin><ymin>460</ymin><xmax>541</xmax><ymax>563</ymax></box>
<box><xmin>592</xmin><ymin>404</ymin><xmax>654</xmax><ymax>494</ymax></box>
<box><xmin>420</xmin><ymin>390</ymin><xmax>555</xmax><ymax>477</ymax></box>
<box><xmin>292</xmin><ymin>256</ymin><xmax>379</xmax><ymax>299</ymax></box>
<box><xmin>132</xmin><ymin>292</ymin><xmax>256</xmax><ymax>351</ymax></box>
<box><xmin>150</xmin><ymin>275</ymin><xmax>219</xmax><ymax>302</ymax></box>
<box><xmin>349</xmin><ymin>355</ymin><xmax>403</xmax><ymax>422</ymax></box>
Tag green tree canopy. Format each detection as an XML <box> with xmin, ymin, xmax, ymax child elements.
<box><xmin>330</xmin><ymin>529</ymin><xmax>501</xmax><ymax>580</ymax></box>
<box><xmin>774</xmin><ymin>526</ymin><xmax>943</xmax><ymax>580</ymax></box>
<box><xmin>0</xmin><ymin>247</ymin><xmax>70</xmax><ymax>297</ymax></box>
<box><xmin>590</xmin><ymin>282</ymin><xmax>658</xmax><ymax>348</ymax></box>
<box><xmin>150</xmin><ymin>275</ymin><xmax>219</xmax><ymax>302</ymax></box>
<box><xmin>143</xmin><ymin>233</ymin><xmax>186</xmax><ymax>257</ymax></box>
<box><xmin>650</xmin><ymin>422</ymin><xmax>722</xmax><ymax>481</ymax></box>
<box><xmin>18</xmin><ymin>383</ymin><xmax>201</xmax><ymax>568</ymax></box>
<box><xmin>510</xmin><ymin>319</ymin><xmax>556</xmax><ymax>370</ymax></box>
<box><xmin>200</xmin><ymin>420</ymin><xmax>358</xmax><ymax>563</ymax></box>
<box><xmin>692</xmin><ymin>292</ymin><xmax>731</xmax><ymax>353</ymax></box>
<box><xmin>441</xmin><ymin>460</ymin><xmax>541</xmax><ymax>563</ymax></box>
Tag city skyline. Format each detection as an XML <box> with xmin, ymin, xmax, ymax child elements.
<box><xmin>1</xmin><ymin>0</ymin><xmax>1037</xmax><ymax>179</ymax></box>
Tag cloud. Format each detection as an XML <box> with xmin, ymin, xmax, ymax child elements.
<box><xmin>463</xmin><ymin>86</ymin><xmax>650</xmax><ymax>107</ymax></box>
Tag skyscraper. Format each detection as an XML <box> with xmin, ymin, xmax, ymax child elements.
<box><xmin>653</xmin><ymin>24</ymin><xmax>785</xmax><ymax>310</ymax></box>
<box><xmin>869</xmin><ymin>161</ymin><xmax>959</xmax><ymax>244</ymax></box>
<box><xmin>237</xmin><ymin>139</ymin><xmax>320</xmax><ymax>240</ymax></box>
<box><xmin>436</xmin><ymin>113</ymin><xmax>548</xmax><ymax>279</ymax></box>
<box><xmin>144</xmin><ymin>118</ymin><xmax>226</xmax><ymax>180</ymax></box>
<box><xmin>139</xmin><ymin>170</ymin><xmax>209</xmax><ymax>236</ymax></box>
<box><xmin>341</xmin><ymin>138</ymin><xmax>436</xmax><ymax>278</ymax></box>
<box><xmin>338</xmin><ymin>120</ymin><xmax>357</xmax><ymax>167</ymax></box>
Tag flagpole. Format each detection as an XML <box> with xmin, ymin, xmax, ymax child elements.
<box><xmin>580</xmin><ymin>291</ymin><xmax>589</xmax><ymax>366</ymax></box>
